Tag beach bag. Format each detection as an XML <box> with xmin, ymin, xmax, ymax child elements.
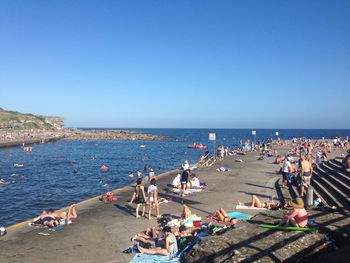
<box><xmin>101</xmin><ymin>192</ymin><xmax>117</xmax><ymax>203</ymax></box>
<box><xmin>158</xmin><ymin>214</ymin><xmax>173</xmax><ymax>226</ymax></box>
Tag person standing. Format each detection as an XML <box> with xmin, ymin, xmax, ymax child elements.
<box><xmin>129</xmin><ymin>178</ymin><xmax>146</xmax><ymax>218</ymax></box>
<box><xmin>281</xmin><ymin>156</ymin><xmax>291</xmax><ymax>188</ymax></box>
<box><xmin>300</xmin><ymin>155</ymin><xmax>313</xmax><ymax>197</ymax></box>
<box><xmin>180</xmin><ymin>169</ymin><xmax>191</xmax><ymax>197</ymax></box>
<box><xmin>147</xmin><ymin>178</ymin><xmax>160</xmax><ymax>219</ymax></box>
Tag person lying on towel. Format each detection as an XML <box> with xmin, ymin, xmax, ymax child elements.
<box><xmin>212</xmin><ymin>208</ymin><xmax>238</xmax><ymax>224</ymax></box>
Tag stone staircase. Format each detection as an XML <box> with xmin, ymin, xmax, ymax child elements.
<box><xmin>280</xmin><ymin>158</ymin><xmax>350</xmax><ymax>214</ymax></box>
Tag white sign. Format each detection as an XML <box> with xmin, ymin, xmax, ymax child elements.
<box><xmin>209</xmin><ymin>133</ymin><xmax>216</xmax><ymax>141</ymax></box>
<box><xmin>252</xmin><ymin>130</ymin><xmax>256</xmax><ymax>135</ymax></box>
<box><xmin>275</xmin><ymin>132</ymin><xmax>279</xmax><ymax>136</ymax></box>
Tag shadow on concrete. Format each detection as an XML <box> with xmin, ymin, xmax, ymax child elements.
<box><xmin>246</xmin><ymin>183</ymin><xmax>275</xmax><ymax>190</ymax></box>
<box><xmin>238</xmin><ymin>191</ymin><xmax>272</xmax><ymax>199</ymax></box>
<box><xmin>113</xmin><ymin>204</ymin><xmax>134</xmax><ymax>216</ymax></box>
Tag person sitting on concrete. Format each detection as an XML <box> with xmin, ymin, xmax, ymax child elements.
<box><xmin>180</xmin><ymin>204</ymin><xmax>192</xmax><ymax>220</ymax></box>
<box><xmin>172</xmin><ymin>174</ymin><xmax>181</xmax><ymax>189</ymax></box>
<box><xmin>189</xmin><ymin>173</ymin><xmax>201</xmax><ymax>189</ymax></box>
<box><xmin>212</xmin><ymin>208</ymin><xmax>238</xmax><ymax>224</ymax></box>
<box><xmin>136</xmin><ymin>226</ymin><xmax>178</xmax><ymax>257</ymax></box>
<box><xmin>279</xmin><ymin>197</ymin><xmax>308</xmax><ymax>227</ymax></box>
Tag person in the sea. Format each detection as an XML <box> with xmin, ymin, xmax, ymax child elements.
<box><xmin>147</xmin><ymin>178</ymin><xmax>160</xmax><ymax>219</ymax></box>
<box><xmin>136</xmin><ymin>226</ymin><xmax>178</xmax><ymax>257</ymax></box>
<box><xmin>279</xmin><ymin>197</ymin><xmax>308</xmax><ymax>227</ymax></box>
<box><xmin>129</xmin><ymin>178</ymin><xmax>146</xmax><ymax>218</ymax></box>
<box><xmin>32</xmin><ymin>204</ymin><xmax>78</xmax><ymax>227</ymax></box>
<box><xmin>136</xmin><ymin>170</ymin><xmax>143</xmax><ymax>178</ymax></box>
<box><xmin>211</xmin><ymin>208</ymin><xmax>238</xmax><ymax>224</ymax></box>
<box><xmin>238</xmin><ymin>195</ymin><xmax>280</xmax><ymax>209</ymax></box>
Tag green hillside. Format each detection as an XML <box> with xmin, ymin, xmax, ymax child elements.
<box><xmin>0</xmin><ymin>108</ymin><xmax>54</xmax><ymax>130</ymax></box>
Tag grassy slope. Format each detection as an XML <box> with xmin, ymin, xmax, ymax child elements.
<box><xmin>0</xmin><ymin>108</ymin><xmax>53</xmax><ymax>129</ymax></box>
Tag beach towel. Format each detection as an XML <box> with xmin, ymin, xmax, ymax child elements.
<box><xmin>227</xmin><ymin>212</ymin><xmax>252</xmax><ymax>220</ymax></box>
<box><xmin>130</xmin><ymin>253</ymin><xmax>179</xmax><ymax>263</ymax></box>
<box><xmin>235</xmin><ymin>204</ymin><xmax>267</xmax><ymax>210</ymax></box>
<box><xmin>172</xmin><ymin>188</ymin><xmax>202</xmax><ymax>194</ymax></box>
<box><xmin>28</xmin><ymin>222</ymin><xmax>48</xmax><ymax>228</ymax></box>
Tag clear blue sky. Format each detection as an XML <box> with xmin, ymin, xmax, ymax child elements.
<box><xmin>1</xmin><ymin>0</ymin><xmax>349</xmax><ymax>129</ymax></box>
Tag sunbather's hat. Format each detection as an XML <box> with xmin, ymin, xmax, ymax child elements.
<box><xmin>289</xmin><ymin>197</ymin><xmax>304</xmax><ymax>209</ymax></box>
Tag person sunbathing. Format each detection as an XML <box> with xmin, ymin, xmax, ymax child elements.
<box><xmin>180</xmin><ymin>204</ymin><xmax>192</xmax><ymax>220</ymax></box>
<box><xmin>32</xmin><ymin>204</ymin><xmax>78</xmax><ymax>227</ymax></box>
<box><xmin>212</xmin><ymin>208</ymin><xmax>238</xmax><ymax>224</ymax></box>
<box><xmin>238</xmin><ymin>195</ymin><xmax>280</xmax><ymax>209</ymax></box>
<box><xmin>136</xmin><ymin>226</ymin><xmax>178</xmax><ymax>257</ymax></box>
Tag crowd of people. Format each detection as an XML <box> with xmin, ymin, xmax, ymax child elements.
<box><xmin>24</xmin><ymin>135</ymin><xmax>349</xmax><ymax>260</ymax></box>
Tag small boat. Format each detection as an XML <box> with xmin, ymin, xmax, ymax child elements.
<box><xmin>139</xmin><ymin>145</ymin><xmax>146</xmax><ymax>148</ymax></box>
<box><xmin>100</xmin><ymin>165</ymin><xmax>109</xmax><ymax>171</ymax></box>
<box><xmin>13</xmin><ymin>163</ymin><xmax>24</xmax><ymax>168</ymax></box>
<box><xmin>187</xmin><ymin>143</ymin><xmax>207</xmax><ymax>149</ymax></box>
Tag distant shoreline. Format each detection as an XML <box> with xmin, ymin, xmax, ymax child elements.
<box><xmin>0</xmin><ymin>128</ymin><xmax>166</xmax><ymax>149</ymax></box>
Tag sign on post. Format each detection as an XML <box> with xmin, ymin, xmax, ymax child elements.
<box><xmin>252</xmin><ymin>130</ymin><xmax>256</xmax><ymax>135</ymax></box>
<box><xmin>275</xmin><ymin>132</ymin><xmax>279</xmax><ymax>136</ymax></box>
<box><xmin>209</xmin><ymin>133</ymin><xmax>216</xmax><ymax>141</ymax></box>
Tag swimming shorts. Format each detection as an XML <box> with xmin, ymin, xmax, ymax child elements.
<box><xmin>42</xmin><ymin>216</ymin><xmax>55</xmax><ymax>223</ymax></box>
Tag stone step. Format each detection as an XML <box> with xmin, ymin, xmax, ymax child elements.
<box><xmin>311</xmin><ymin>174</ymin><xmax>347</xmax><ymax>211</ymax></box>
<box><xmin>312</xmin><ymin>170</ymin><xmax>350</xmax><ymax>210</ymax></box>
<box><xmin>322</xmin><ymin>162</ymin><xmax>350</xmax><ymax>186</ymax></box>
<box><xmin>316</xmin><ymin>165</ymin><xmax>350</xmax><ymax>197</ymax></box>
<box><xmin>328</xmin><ymin>159</ymin><xmax>350</xmax><ymax>176</ymax></box>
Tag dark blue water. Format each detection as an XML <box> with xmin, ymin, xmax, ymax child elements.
<box><xmin>0</xmin><ymin>129</ymin><xmax>349</xmax><ymax>227</ymax></box>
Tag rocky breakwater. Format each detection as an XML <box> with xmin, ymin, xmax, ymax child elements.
<box><xmin>63</xmin><ymin>128</ymin><xmax>166</xmax><ymax>141</ymax></box>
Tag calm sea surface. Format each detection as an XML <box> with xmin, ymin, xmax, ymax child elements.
<box><xmin>0</xmin><ymin>129</ymin><xmax>349</xmax><ymax>227</ymax></box>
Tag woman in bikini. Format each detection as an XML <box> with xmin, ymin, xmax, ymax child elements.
<box><xmin>32</xmin><ymin>204</ymin><xmax>78</xmax><ymax>227</ymax></box>
<box><xmin>180</xmin><ymin>204</ymin><xmax>192</xmax><ymax>220</ymax></box>
<box><xmin>129</xmin><ymin>178</ymin><xmax>146</xmax><ymax>218</ymax></box>
<box><xmin>239</xmin><ymin>195</ymin><xmax>279</xmax><ymax>209</ymax></box>
<box><xmin>136</xmin><ymin>226</ymin><xmax>178</xmax><ymax>257</ymax></box>
<box><xmin>212</xmin><ymin>208</ymin><xmax>238</xmax><ymax>224</ymax></box>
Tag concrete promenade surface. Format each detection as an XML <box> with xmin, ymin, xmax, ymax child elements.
<box><xmin>0</xmin><ymin>152</ymin><xmax>310</xmax><ymax>262</ymax></box>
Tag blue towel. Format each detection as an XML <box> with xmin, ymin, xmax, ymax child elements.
<box><xmin>227</xmin><ymin>212</ymin><xmax>252</xmax><ymax>220</ymax></box>
<box><xmin>130</xmin><ymin>253</ymin><xmax>179</xmax><ymax>263</ymax></box>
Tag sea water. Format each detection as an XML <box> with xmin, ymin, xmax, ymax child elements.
<box><xmin>0</xmin><ymin>128</ymin><xmax>349</xmax><ymax>227</ymax></box>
